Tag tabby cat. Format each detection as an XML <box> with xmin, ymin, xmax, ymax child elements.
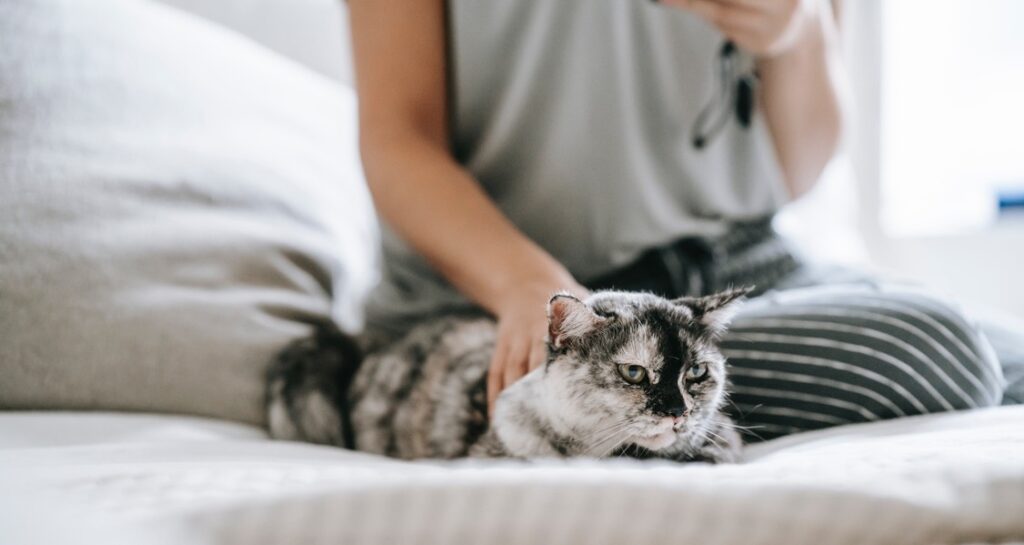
<box><xmin>267</xmin><ymin>288</ymin><xmax>748</xmax><ymax>462</ymax></box>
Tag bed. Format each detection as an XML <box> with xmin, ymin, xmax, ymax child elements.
<box><xmin>1</xmin><ymin>2</ymin><xmax>1021</xmax><ymax>544</ymax></box>
<box><xmin>2</xmin><ymin>407</ymin><xmax>1023</xmax><ymax>545</ymax></box>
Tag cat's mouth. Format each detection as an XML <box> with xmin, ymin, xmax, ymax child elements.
<box><xmin>632</xmin><ymin>429</ymin><xmax>677</xmax><ymax>450</ymax></box>
<box><xmin>631</xmin><ymin>419</ymin><xmax>679</xmax><ymax>450</ymax></box>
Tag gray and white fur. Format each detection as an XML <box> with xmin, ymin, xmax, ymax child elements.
<box><xmin>267</xmin><ymin>289</ymin><xmax>748</xmax><ymax>462</ymax></box>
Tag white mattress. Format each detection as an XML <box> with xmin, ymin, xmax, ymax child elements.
<box><xmin>1</xmin><ymin>408</ymin><xmax>1022</xmax><ymax>545</ymax></box>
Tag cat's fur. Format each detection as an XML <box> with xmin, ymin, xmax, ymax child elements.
<box><xmin>267</xmin><ymin>289</ymin><xmax>748</xmax><ymax>462</ymax></box>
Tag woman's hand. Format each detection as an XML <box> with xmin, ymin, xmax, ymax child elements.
<box><xmin>664</xmin><ymin>0</ymin><xmax>821</xmax><ymax>58</ymax></box>
<box><xmin>665</xmin><ymin>0</ymin><xmax>844</xmax><ymax>199</ymax></box>
<box><xmin>488</xmin><ymin>278</ymin><xmax>588</xmax><ymax>418</ymax></box>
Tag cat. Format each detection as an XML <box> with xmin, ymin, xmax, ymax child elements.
<box><xmin>266</xmin><ymin>288</ymin><xmax>749</xmax><ymax>463</ymax></box>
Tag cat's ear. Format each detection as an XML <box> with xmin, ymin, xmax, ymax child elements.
<box><xmin>673</xmin><ymin>286</ymin><xmax>753</xmax><ymax>338</ymax></box>
<box><xmin>547</xmin><ymin>293</ymin><xmax>607</xmax><ymax>349</ymax></box>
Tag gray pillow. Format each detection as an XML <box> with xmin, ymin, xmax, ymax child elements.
<box><xmin>0</xmin><ymin>0</ymin><xmax>379</xmax><ymax>425</ymax></box>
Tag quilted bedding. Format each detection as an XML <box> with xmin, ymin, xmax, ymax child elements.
<box><xmin>1</xmin><ymin>408</ymin><xmax>1022</xmax><ymax>545</ymax></box>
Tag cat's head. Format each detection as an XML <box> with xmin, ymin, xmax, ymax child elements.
<box><xmin>541</xmin><ymin>288</ymin><xmax>749</xmax><ymax>455</ymax></box>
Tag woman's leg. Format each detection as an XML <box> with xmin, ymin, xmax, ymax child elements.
<box><xmin>721</xmin><ymin>282</ymin><xmax>1005</xmax><ymax>441</ymax></box>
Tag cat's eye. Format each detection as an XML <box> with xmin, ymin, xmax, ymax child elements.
<box><xmin>686</xmin><ymin>362</ymin><xmax>708</xmax><ymax>381</ymax></box>
<box><xmin>617</xmin><ymin>364</ymin><xmax>647</xmax><ymax>384</ymax></box>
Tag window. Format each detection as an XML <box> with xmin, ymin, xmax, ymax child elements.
<box><xmin>880</xmin><ymin>0</ymin><xmax>1024</xmax><ymax>236</ymax></box>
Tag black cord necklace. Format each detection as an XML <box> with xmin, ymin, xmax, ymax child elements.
<box><xmin>691</xmin><ymin>41</ymin><xmax>759</xmax><ymax>150</ymax></box>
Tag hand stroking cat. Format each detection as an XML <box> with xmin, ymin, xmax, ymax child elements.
<box><xmin>267</xmin><ymin>288</ymin><xmax>750</xmax><ymax>463</ymax></box>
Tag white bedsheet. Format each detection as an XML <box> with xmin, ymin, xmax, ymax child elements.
<box><xmin>1</xmin><ymin>408</ymin><xmax>1022</xmax><ymax>545</ymax></box>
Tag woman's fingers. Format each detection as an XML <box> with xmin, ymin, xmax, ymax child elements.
<box><xmin>714</xmin><ymin>20</ymin><xmax>771</xmax><ymax>52</ymax></box>
<box><xmin>486</xmin><ymin>277</ymin><xmax>588</xmax><ymax>420</ymax></box>
<box><xmin>502</xmin><ymin>339</ymin><xmax>530</xmax><ymax>396</ymax></box>
<box><xmin>487</xmin><ymin>339</ymin><xmax>509</xmax><ymax>418</ymax></box>
<box><xmin>667</xmin><ymin>0</ymin><xmax>757</xmax><ymax>26</ymax></box>
<box><xmin>527</xmin><ymin>337</ymin><xmax>548</xmax><ymax>372</ymax></box>
<box><xmin>664</xmin><ymin>0</ymin><xmax>810</xmax><ymax>57</ymax></box>
<box><xmin>489</xmin><ymin>330</ymin><xmax>546</xmax><ymax>419</ymax></box>
<box><xmin>704</xmin><ymin>0</ymin><xmax>784</xmax><ymax>12</ymax></box>
<box><xmin>691</xmin><ymin>1</ymin><xmax>765</xmax><ymax>35</ymax></box>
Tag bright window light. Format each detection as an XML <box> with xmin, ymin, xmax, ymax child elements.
<box><xmin>880</xmin><ymin>0</ymin><xmax>1024</xmax><ymax>236</ymax></box>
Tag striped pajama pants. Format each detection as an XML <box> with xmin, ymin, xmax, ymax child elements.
<box><xmin>722</xmin><ymin>280</ymin><xmax>1004</xmax><ymax>440</ymax></box>
<box><xmin>589</xmin><ymin>224</ymin><xmax>1007</xmax><ymax>442</ymax></box>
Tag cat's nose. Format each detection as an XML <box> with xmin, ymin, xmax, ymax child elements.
<box><xmin>665</xmin><ymin>405</ymin><xmax>686</xmax><ymax>418</ymax></box>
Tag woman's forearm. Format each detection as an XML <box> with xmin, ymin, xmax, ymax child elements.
<box><xmin>361</xmin><ymin>130</ymin><xmax>577</xmax><ymax>315</ymax></box>
<box><xmin>348</xmin><ymin>0</ymin><xmax>577</xmax><ymax>317</ymax></box>
<box><xmin>757</xmin><ymin>1</ymin><xmax>846</xmax><ymax>199</ymax></box>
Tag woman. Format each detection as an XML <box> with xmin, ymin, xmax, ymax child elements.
<box><xmin>349</xmin><ymin>0</ymin><xmax>1004</xmax><ymax>439</ymax></box>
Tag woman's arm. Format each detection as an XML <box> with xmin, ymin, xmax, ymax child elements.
<box><xmin>757</xmin><ymin>1</ymin><xmax>846</xmax><ymax>198</ymax></box>
<box><xmin>667</xmin><ymin>0</ymin><xmax>847</xmax><ymax>199</ymax></box>
<box><xmin>348</xmin><ymin>0</ymin><xmax>586</xmax><ymax>413</ymax></box>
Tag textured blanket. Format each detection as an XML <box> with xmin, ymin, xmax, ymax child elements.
<box><xmin>2</xmin><ymin>407</ymin><xmax>1022</xmax><ymax>545</ymax></box>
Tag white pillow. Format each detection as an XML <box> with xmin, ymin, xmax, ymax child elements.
<box><xmin>0</xmin><ymin>0</ymin><xmax>378</xmax><ymax>424</ymax></box>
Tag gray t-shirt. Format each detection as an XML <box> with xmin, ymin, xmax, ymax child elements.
<box><xmin>365</xmin><ymin>0</ymin><xmax>788</xmax><ymax>335</ymax></box>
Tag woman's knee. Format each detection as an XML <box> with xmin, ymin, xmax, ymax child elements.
<box><xmin>734</xmin><ymin>284</ymin><xmax>1004</xmax><ymax>411</ymax></box>
<box><xmin>869</xmin><ymin>288</ymin><xmax>1004</xmax><ymax>407</ymax></box>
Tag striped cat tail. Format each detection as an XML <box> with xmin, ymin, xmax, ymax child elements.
<box><xmin>265</xmin><ymin>325</ymin><xmax>362</xmax><ymax>448</ymax></box>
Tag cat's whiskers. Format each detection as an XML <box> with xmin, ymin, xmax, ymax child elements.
<box><xmin>615</xmin><ymin>442</ymin><xmax>638</xmax><ymax>458</ymax></box>
<box><xmin>590</xmin><ymin>430</ymin><xmax>632</xmax><ymax>458</ymax></box>
<box><xmin>586</xmin><ymin>418</ymin><xmax>630</xmax><ymax>437</ymax></box>
<box><xmin>584</xmin><ymin>420</ymin><xmax>630</xmax><ymax>450</ymax></box>
<box><xmin>596</xmin><ymin>434</ymin><xmax>631</xmax><ymax>458</ymax></box>
<box><xmin>583</xmin><ymin>420</ymin><xmax>633</xmax><ymax>458</ymax></box>
<box><xmin>718</xmin><ymin>420</ymin><xmax>766</xmax><ymax>442</ymax></box>
<box><xmin>720</xmin><ymin>420</ymin><xmax>762</xmax><ymax>432</ymax></box>
<box><xmin>702</xmin><ymin>428</ymin><xmax>726</xmax><ymax>445</ymax></box>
